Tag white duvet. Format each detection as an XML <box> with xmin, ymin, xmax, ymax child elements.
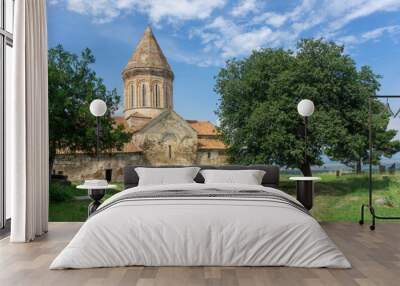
<box><xmin>50</xmin><ymin>183</ymin><xmax>351</xmax><ymax>269</ymax></box>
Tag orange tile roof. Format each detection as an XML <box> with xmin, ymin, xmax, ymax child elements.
<box><xmin>114</xmin><ymin>116</ymin><xmax>129</xmax><ymax>129</ymax></box>
<box><xmin>187</xmin><ymin>120</ymin><xmax>219</xmax><ymax>136</ymax></box>
<box><xmin>198</xmin><ymin>138</ymin><xmax>227</xmax><ymax>150</ymax></box>
<box><xmin>114</xmin><ymin>115</ymin><xmax>152</xmax><ymax>133</ymax></box>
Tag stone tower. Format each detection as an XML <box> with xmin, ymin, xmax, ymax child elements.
<box><xmin>122</xmin><ymin>26</ymin><xmax>174</xmax><ymax>120</ymax></box>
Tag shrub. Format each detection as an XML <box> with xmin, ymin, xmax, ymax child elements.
<box><xmin>49</xmin><ymin>181</ymin><xmax>74</xmax><ymax>202</ymax></box>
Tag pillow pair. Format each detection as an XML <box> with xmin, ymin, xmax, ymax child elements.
<box><xmin>135</xmin><ymin>167</ymin><xmax>265</xmax><ymax>186</ymax></box>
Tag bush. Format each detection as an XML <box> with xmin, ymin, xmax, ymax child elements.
<box><xmin>49</xmin><ymin>181</ymin><xmax>74</xmax><ymax>202</ymax></box>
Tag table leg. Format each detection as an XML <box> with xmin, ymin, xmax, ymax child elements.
<box><xmin>87</xmin><ymin>189</ymin><xmax>106</xmax><ymax>216</ymax></box>
<box><xmin>88</xmin><ymin>201</ymin><xmax>101</xmax><ymax>216</ymax></box>
<box><xmin>296</xmin><ymin>181</ymin><xmax>314</xmax><ymax>210</ymax></box>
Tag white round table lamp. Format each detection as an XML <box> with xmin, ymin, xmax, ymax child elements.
<box><xmin>297</xmin><ymin>99</ymin><xmax>315</xmax><ymax>177</ymax></box>
<box><xmin>89</xmin><ymin>99</ymin><xmax>107</xmax><ymax>159</ymax></box>
<box><xmin>297</xmin><ymin>99</ymin><xmax>314</xmax><ymax>117</ymax></box>
<box><xmin>90</xmin><ymin>99</ymin><xmax>107</xmax><ymax>117</ymax></box>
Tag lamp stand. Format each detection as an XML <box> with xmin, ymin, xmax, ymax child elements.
<box><xmin>304</xmin><ymin>116</ymin><xmax>308</xmax><ymax>167</ymax></box>
<box><xmin>96</xmin><ymin>117</ymin><xmax>99</xmax><ymax>160</ymax></box>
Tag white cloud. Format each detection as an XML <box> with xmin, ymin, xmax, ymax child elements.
<box><xmin>337</xmin><ymin>35</ymin><xmax>359</xmax><ymax>46</ymax></box>
<box><xmin>327</xmin><ymin>0</ymin><xmax>400</xmax><ymax>31</ymax></box>
<box><xmin>338</xmin><ymin>25</ymin><xmax>400</xmax><ymax>46</ymax></box>
<box><xmin>191</xmin><ymin>0</ymin><xmax>318</xmax><ymax>61</ymax></box>
<box><xmin>289</xmin><ymin>0</ymin><xmax>316</xmax><ymax>20</ymax></box>
<box><xmin>362</xmin><ymin>25</ymin><xmax>400</xmax><ymax>41</ymax></box>
<box><xmin>251</xmin><ymin>0</ymin><xmax>316</xmax><ymax>29</ymax></box>
<box><xmin>66</xmin><ymin>0</ymin><xmax>120</xmax><ymax>23</ymax></box>
<box><xmin>193</xmin><ymin>16</ymin><xmax>289</xmax><ymax>60</ymax></box>
<box><xmin>231</xmin><ymin>0</ymin><xmax>257</xmax><ymax>17</ymax></box>
<box><xmin>56</xmin><ymin>0</ymin><xmax>226</xmax><ymax>24</ymax></box>
<box><xmin>224</xmin><ymin>27</ymin><xmax>273</xmax><ymax>57</ymax></box>
<box><xmin>49</xmin><ymin>0</ymin><xmax>400</xmax><ymax>67</ymax></box>
<box><xmin>189</xmin><ymin>0</ymin><xmax>400</xmax><ymax>66</ymax></box>
<box><xmin>252</xmin><ymin>12</ymin><xmax>288</xmax><ymax>28</ymax></box>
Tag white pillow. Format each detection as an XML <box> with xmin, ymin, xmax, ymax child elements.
<box><xmin>135</xmin><ymin>167</ymin><xmax>200</xmax><ymax>186</ymax></box>
<box><xmin>200</xmin><ymin>169</ymin><xmax>265</xmax><ymax>185</ymax></box>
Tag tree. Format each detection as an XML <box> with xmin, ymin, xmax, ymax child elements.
<box><xmin>215</xmin><ymin>39</ymin><xmax>400</xmax><ymax>176</ymax></box>
<box><xmin>325</xmin><ymin>66</ymin><xmax>400</xmax><ymax>173</ymax></box>
<box><xmin>48</xmin><ymin>45</ymin><xmax>131</xmax><ymax>174</ymax></box>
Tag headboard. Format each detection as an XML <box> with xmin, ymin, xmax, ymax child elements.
<box><xmin>123</xmin><ymin>165</ymin><xmax>280</xmax><ymax>190</ymax></box>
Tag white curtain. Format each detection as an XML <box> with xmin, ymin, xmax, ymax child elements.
<box><xmin>8</xmin><ymin>0</ymin><xmax>49</xmax><ymax>242</ymax></box>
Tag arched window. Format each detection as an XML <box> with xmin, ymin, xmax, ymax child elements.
<box><xmin>129</xmin><ymin>83</ymin><xmax>135</xmax><ymax>108</ymax></box>
<box><xmin>141</xmin><ymin>83</ymin><xmax>147</xmax><ymax>107</ymax></box>
<box><xmin>154</xmin><ymin>84</ymin><xmax>160</xmax><ymax>107</ymax></box>
<box><xmin>165</xmin><ymin>87</ymin><xmax>169</xmax><ymax>108</ymax></box>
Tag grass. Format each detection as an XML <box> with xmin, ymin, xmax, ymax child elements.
<box><xmin>49</xmin><ymin>182</ymin><xmax>122</xmax><ymax>222</ymax></box>
<box><xmin>281</xmin><ymin>173</ymin><xmax>400</xmax><ymax>222</ymax></box>
<box><xmin>50</xmin><ymin>200</ymin><xmax>90</xmax><ymax>222</ymax></box>
<box><xmin>49</xmin><ymin>174</ymin><xmax>400</xmax><ymax>222</ymax></box>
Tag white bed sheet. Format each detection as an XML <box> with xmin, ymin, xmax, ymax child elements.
<box><xmin>50</xmin><ymin>183</ymin><xmax>351</xmax><ymax>269</ymax></box>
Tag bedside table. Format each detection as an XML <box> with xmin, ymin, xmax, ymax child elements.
<box><xmin>289</xmin><ymin>177</ymin><xmax>321</xmax><ymax>210</ymax></box>
<box><xmin>77</xmin><ymin>184</ymin><xmax>117</xmax><ymax>216</ymax></box>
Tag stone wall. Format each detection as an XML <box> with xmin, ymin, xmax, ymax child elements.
<box><xmin>196</xmin><ymin>150</ymin><xmax>228</xmax><ymax>165</ymax></box>
<box><xmin>54</xmin><ymin>111</ymin><xmax>228</xmax><ymax>181</ymax></box>
<box><xmin>132</xmin><ymin>111</ymin><xmax>199</xmax><ymax>165</ymax></box>
<box><xmin>53</xmin><ymin>153</ymin><xmax>145</xmax><ymax>182</ymax></box>
<box><xmin>54</xmin><ymin>149</ymin><xmax>227</xmax><ymax>183</ymax></box>
<box><xmin>126</xmin><ymin>115</ymin><xmax>152</xmax><ymax>131</ymax></box>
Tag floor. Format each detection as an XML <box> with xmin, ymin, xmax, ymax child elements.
<box><xmin>0</xmin><ymin>222</ymin><xmax>399</xmax><ymax>286</ymax></box>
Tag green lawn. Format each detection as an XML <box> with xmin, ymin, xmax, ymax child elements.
<box><xmin>49</xmin><ymin>182</ymin><xmax>122</xmax><ymax>222</ymax></box>
<box><xmin>281</xmin><ymin>173</ymin><xmax>400</xmax><ymax>222</ymax></box>
<box><xmin>49</xmin><ymin>174</ymin><xmax>400</xmax><ymax>222</ymax></box>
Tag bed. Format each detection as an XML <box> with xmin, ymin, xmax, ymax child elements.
<box><xmin>50</xmin><ymin>165</ymin><xmax>351</xmax><ymax>269</ymax></box>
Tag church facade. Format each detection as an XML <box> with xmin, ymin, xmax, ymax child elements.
<box><xmin>53</xmin><ymin>26</ymin><xmax>227</xmax><ymax>181</ymax></box>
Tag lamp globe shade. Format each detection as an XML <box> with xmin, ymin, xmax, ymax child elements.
<box><xmin>297</xmin><ymin>99</ymin><xmax>315</xmax><ymax>117</ymax></box>
<box><xmin>90</xmin><ymin>99</ymin><xmax>107</xmax><ymax>117</ymax></box>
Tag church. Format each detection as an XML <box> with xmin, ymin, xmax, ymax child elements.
<box><xmin>54</xmin><ymin>26</ymin><xmax>227</xmax><ymax>181</ymax></box>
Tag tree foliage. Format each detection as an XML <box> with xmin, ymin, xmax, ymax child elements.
<box><xmin>48</xmin><ymin>45</ymin><xmax>131</xmax><ymax>171</ymax></box>
<box><xmin>215</xmin><ymin>39</ymin><xmax>400</xmax><ymax>175</ymax></box>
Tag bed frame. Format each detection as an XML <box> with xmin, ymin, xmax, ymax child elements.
<box><xmin>123</xmin><ymin>165</ymin><xmax>280</xmax><ymax>190</ymax></box>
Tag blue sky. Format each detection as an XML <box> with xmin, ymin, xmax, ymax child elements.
<box><xmin>47</xmin><ymin>0</ymin><xmax>400</xmax><ymax>124</ymax></box>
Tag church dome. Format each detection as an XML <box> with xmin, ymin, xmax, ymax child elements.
<box><xmin>123</xmin><ymin>26</ymin><xmax>173</xmax><ymax>80</ymax></box>
<box><xmin>122</xmin><ymin>26</ymin><xmax>174</xmax><ymax>120</ymax></box>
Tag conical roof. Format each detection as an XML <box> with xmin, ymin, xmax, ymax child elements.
<box><xmin>124</xmin><ymin>26</ymin><xmax>172</xmax><ymax>72</ymax></box>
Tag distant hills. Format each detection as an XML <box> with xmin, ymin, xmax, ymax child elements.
<box><xmin>282</xmin><ymin>153</ymin><xmax>400</xmax><ymax>173</ymax></box>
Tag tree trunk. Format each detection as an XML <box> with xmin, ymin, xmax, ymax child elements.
<box><xmin>49</xmin><ymin>142</ymin><xmax>56</xmax><ymax>180</ymax></box>
<box><xmin>356</xmin><ymin>160</ymin><xmax>362</xmax><ymax>174</ymax></box>
<box><xmin>299</xmin><ymin>162</ymin><xmax>312</xmax><ymax>177</ymax></box>
<box><xmin>49</xmin><ymin>156</ymin><xmax>55</xmax><ymax>179</ymax></box>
